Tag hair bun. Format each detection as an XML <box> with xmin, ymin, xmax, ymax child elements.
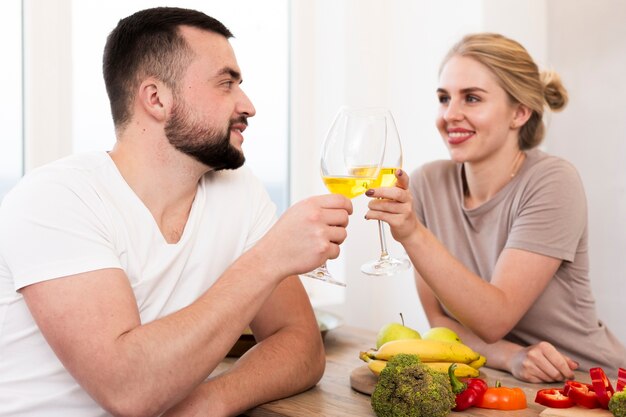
<box><xmin>541</xmin><ymin>70</ymin><xmax>568</xmax><ymax>111</ymax></box>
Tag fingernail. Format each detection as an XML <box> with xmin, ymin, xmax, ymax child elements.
<box><xmin>397</xmin><ymin>170</ymin><xmax>403</xmax><ymax>176</ymax></box>
<box><xmin>365</xmin><ymin>189</ymin><xmax>374</xmax><ymax>196</ymax></box>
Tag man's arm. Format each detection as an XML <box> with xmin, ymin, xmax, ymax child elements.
<box><xmin>163</xmin><ymin>275</ymin><xmax>324</xmax><ymax>416</ymax></box>
<box><xmin>21</xmin><ymin>194</ymin><xmax>350</xmax><ymax>417</ymax></box>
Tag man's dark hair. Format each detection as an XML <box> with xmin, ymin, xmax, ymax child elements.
<box><xmin>103</xmin><ymin>7</ymin><xmax>233</xmax><ymax>129</ymax></box>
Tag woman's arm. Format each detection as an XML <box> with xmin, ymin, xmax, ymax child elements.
<box><xmin>416</xmin><ymin>273</ymin><xmax>577</xmax><ymax>382</ymax></box>
<box><xmin>366</xmin><ymin>170</ymin><xmax>559</xmax><ymax>341</ymax></box>
<box><xmin>368</xmin><ymin>168</ymin><xmax>582</xmax><ymax>381</ymax></box>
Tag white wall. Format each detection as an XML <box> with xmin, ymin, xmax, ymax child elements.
<box><xmin>291</xmin><ymin>0</ymin><xmax>484</xmax><ymax>333</ymax></box>
<box><xmin>22</xmin><ymin>0</ymin><xmax>73</xmax><ymax>170</ymax></box>
<box><xmin>291</xmin><ymin>0</ymin><xmax>626</xmax><ymax>344</ymax></box>
<box><xmin>22</xmin><ymin>0</ymin><xmax>625</xmax><ymax>343</ymax></box>
<box><xmin>543</xmin><ymin>0</ymin><xmax>626</xmax><ymax>343</ymax></box>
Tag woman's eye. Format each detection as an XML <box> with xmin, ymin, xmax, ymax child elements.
<box><xmin>466</xmin><ymin>95</ymin><xmax>480</xmax><ymax>103</ymax></box>
<box><xmin>438</xmin><ymin>95</ymin><xmax>450</xmax><ymax>104</ymax></box>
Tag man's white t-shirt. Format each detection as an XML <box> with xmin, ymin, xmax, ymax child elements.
<box><xmin>0</xmin><ymin>152</ymin><xmax>277</xmax><ymax>416</ymax></box>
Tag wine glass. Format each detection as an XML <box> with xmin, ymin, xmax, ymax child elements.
<box><xmin>361</xmin><ymin>110</ymin><xmax>411</xmax><ymax>276</ymax></box>
<box><xmin>301</xmin><ymin>107</ymin><xmax>387</xmax><ymax>286</ymax></box>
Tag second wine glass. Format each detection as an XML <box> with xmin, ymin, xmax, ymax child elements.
<box><xmin>361</xmin><ymin>110</ymin><xmax>411</xmax><ymax>276</ymax></box>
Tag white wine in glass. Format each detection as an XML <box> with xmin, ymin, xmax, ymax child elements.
<box><xmin>361</xmin><ymin>110</ymin><xmax>411</xmax><ymax>276</ymax></box>
<box><xmin>301</xmin><ymin>107</ymin><xmax>386</xmax><ymax>286</ymax></box>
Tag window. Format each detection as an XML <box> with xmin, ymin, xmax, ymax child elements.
<box><xmin>71</xmin><ymin>0</ymin><xmax>289</xmax><ymax>211</ymax></box>
<box><xmin>0</xmin><ymin>0</ymin><xmax>23</xmax><ymax>200</ymax></box>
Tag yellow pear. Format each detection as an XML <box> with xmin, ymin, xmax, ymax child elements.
<box><xmin>375</xmin><ymin>313</ymin><xmax>421</xmax><ymax>349</ymax></box>
<box><xmin>422</xmin><ymin>327</ymin><xmax>462</xmax><ymax>343</ymax></box>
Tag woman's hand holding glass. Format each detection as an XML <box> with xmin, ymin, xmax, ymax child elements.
<box><xmin>364</xmin><ymin>169</ymin><xmax>420</xmax><ymax>253</ymax></box>
<box><xmin>360</xmin><ymin>110</ymin><xmax>411</xmax><ymax>276</ymax></box>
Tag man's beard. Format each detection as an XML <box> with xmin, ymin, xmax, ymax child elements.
<box><xmin>165</xmin><ymin>100</ymin><xmax>246</xmax><ymax>171</ymax></box>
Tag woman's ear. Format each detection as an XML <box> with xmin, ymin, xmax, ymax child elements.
<box><xmin>510</xmin><ymin>103</ymin><xmax>532</xmax><ymax>129</ymax></box>
<box><xmin>137</xmin><ymin>78</ymin><xmax>172</xmax><ymax>123</ymax></box>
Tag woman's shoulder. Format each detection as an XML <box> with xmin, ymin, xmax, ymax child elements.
<box><xmin>524</xmin><ymin>149</ymin><xmax>582</xmax><ymax>183</ymax></box>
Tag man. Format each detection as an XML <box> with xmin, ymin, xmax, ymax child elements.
<box><xmin>0</xmin><ymin>7</ymin><xmax>352</xmax><ymax>417</ymax></box>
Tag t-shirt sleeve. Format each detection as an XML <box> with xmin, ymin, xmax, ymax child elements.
<box><xmin>506</xmin><ymin>159</ymin><xmax>587</xmax><ymax>262</ymax></box>
<box><xmin>0</xmin><ymin>171</ymin><xmax>121</xmax><ymax>291</ymax></box>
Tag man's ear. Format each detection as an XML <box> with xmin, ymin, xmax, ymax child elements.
<box><xmin>137</xmin><ymin>78</ymin><xmax>172</xmax><ymax>122</ymax></box>
<box><xmin>510</xmin><ymin>103</ymin><xmax>532</xmax><ymax>130</ymax></box>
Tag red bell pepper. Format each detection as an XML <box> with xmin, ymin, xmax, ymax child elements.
<box><xmin>448</xmin><ymin>363</ymin><xmax>488</xmax><ymax>411</ymax></box>
<box><xmin>563</xmin><ymin>380</ymin><xmax>600</xmax><ymax>408</ymax></box>
<box><xmin>590</xmin><ymin>367</ymin><xmax>615</xmax><ymax>409</ymax></box>
<box><xmin>535</xmin><ymin>388</ymin><xmax>575</xmax><ymax>408</ymax></box>
<box><xmin>475</xmin><ymin>381</ymin><xmax>527</xmax><ymax>410</ymax></box>
<box><xmin>617</xmin><ymin>368</ymin><xmax>626</xmax><ymax>392</ymax></box>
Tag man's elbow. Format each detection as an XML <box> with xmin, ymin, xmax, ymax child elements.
<box><xmin>298</xmin><ymin>333</ymin><xmax>326</xmax><ymax>389</ymax></box>
<box><xmin>310</xmin><ymin>341</ymin><xmax>326</xmax><ymax>385</ymax></box>
<box><xmin>96</xmin><ymin>387</ymin><xmax>170</xmax><ymax>417</ymax></box>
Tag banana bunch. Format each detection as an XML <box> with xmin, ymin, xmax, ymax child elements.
<box><xmin>359</xmin><ymin>339</ymin><xmax>487</xmax><ymax>378</ymax></box>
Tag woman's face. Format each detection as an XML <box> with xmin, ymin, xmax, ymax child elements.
<box><xmin>436</xmin><ymin>55</ymin><xmax>519</xmax><ymax>164</ymax></box>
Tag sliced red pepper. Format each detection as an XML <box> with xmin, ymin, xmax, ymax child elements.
<box><xmin>448</xmin><ymin>363</ymin><xmax>488</xmax><ymax>411</ymax></box>
<box><xmin>590</xmin><ymin>367</ymin><xmax>615</xmax><ymax>409</ymax></box>
<box><xmin>535</xmin><ymin>388</ymin><xmax>575</xmax><ymax>408</ymax></box>
<box><xmin>563</xmin><ymin>380</ymin><xmax>600</xmax><ymax>409</ymax></box>
<box><xmin>617</xmin><ymin>368</ymin><xmax>626</xmax><ymax>392</ymax></box>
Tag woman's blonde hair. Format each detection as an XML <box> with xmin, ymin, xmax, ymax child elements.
<box><xmin>440</xmin><ymin>33</ymin><xmax>568</xmax><ymax>150</ymax></box>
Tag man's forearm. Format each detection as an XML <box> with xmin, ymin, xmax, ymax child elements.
<box><xmin>164</xmin><ymin>325</ymin><xmax>325</xmax><ymax>416</ymax></box>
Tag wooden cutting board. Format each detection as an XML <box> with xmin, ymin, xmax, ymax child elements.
<box><xmin>352</xmin><ymin>365</ymin><xmax>613</xmax><ymax>417</ymax></box>
<box><xmin>350</xmin><ymin>365</ymin><xmax>491</xmax><ymax>396</ymax></box>
<box><xmin>540</xmin><ymin>407</ymin><xmax>611</xmax><ymax>417</ymax></box>
<box><xmin>350</xmin><ymin>365</ymin><xmax>377</xmax><ymax>395</ymax></box>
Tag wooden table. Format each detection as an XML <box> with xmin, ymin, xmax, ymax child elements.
<box><xmin>227</xmin><ymin>325</ymin><xmax>601</xmax><ymax>417</ymax></box>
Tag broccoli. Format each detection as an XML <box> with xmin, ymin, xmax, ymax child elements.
<box><xmin>371</xmin><ymin>353</ymin><xmax>455</xmax><ymax>417</ymax></box>
<box><xmin>609</xmin><ymin>389</ymin><xmax>626</xmax><ymax>417</ymax></box>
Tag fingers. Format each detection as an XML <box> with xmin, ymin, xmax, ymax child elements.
<box><xmin>316</xmin><ymin>193</ymin><xmax>353</xmax><ymax>214</ymax></box>
<box><xmin>395</xmin><ymin>169</ymin><xmax>409</xmax><ymax>190</ymax></box>
<box><xmin>258</xmin><ymin>191</ymin><xmax>360</xmax><ymax>278</ymax></box>
<box><xmin>367</xmin><ymin>197</ymin><xmax>405</xmax><ymax>214</ymax></box>
<box><xmin>537</xmin><ymin>342</ymin><xmax>576</xmax><ymax>381</ymax></box>
<box><xmin>564</xmin><ymin>354</ymin><xmax>580</xmax><ymax>372</ymax></box>
<box><xmin>318</xmin><ymin>205</ymin><xmax>351</xmax><ymax>228</ymax></box>
<box><xmin>364</xmin><ymin>169</ymin><xmax>410</xmax><ymax>201</ymax></box>
<box><xmin>365</xmin><ymin>185</ymin><xmax>410</xmax><ymax>204</ymax></box>
<box><xmin>515</xmin><ymin>342</ymin><xmax>576</xmax><ymax>383</ymax></box>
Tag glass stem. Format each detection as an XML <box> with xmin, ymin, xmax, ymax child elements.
<box><xmin>377</xmin><ymin>220</ymin><xmax>390</xmax><ymax>260</ymax></box>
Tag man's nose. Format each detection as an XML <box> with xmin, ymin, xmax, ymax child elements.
<box><xmin>237</xmin><ymin>89</ymin><xmax>256</xmax><ymax>118</ymax></box>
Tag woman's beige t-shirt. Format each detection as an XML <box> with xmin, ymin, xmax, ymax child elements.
<box><xmin>410</xmin><ymin>148</ymin><xmax>626</xmax><ymax>372</ymax></box>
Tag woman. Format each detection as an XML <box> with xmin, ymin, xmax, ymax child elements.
<box><xmin>365</xmin><ymin>33</ymin><xmax>626</xmax><ymax>383</ymax></box>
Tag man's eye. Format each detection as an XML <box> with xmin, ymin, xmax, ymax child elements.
<box><xmin>223</xmin><ymin>80</ymin><xmax>234</xmax><ymax>88</ymax></box>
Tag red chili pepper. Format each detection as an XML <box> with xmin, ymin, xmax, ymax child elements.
<box><xmin>590</xmin><ymin>367</ymin><xmax>615</xmax><ymax>409</ymax></box>
<box><xmin>563</xmin><ymin>380</ymin><xmax>600</xmax><ymax>409</ymax></box>
<box><xmin>617</xmin><ymin>368</ymin><xmax>626</xmax><ymax>392</ymax></box>
<box><xmin>448</xmin><ymin>363</ymin><xmax>488</xmax><ymax>411</ymax></box>
<box><xmin>535</xmin><ymin>388</ymin><xmax>575</xmax><ymax>408</ymax></box>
